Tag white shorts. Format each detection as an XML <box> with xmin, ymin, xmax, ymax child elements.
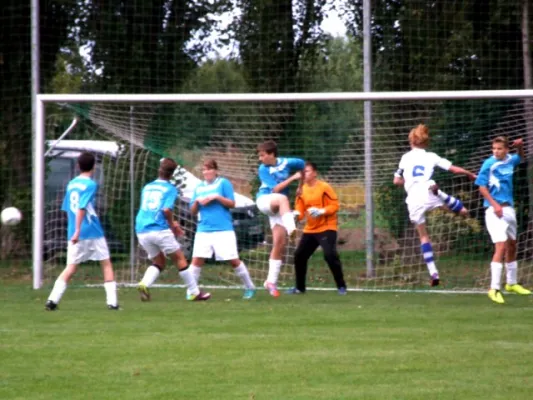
<box><xmin>407</xmin><ymin>192</ymin><xmax>444</xmax><ymax>225</ymax></box>
<box><xmin>137</xmin><ymin>229</ymin><xmax>181</xmax><ymax>259</ymax></box>
<box><xmin>256</xmin><ymin>194</ymin><xmax>284</xmax><ymax>229</ymax></box>
<box><xmin>67</xmin><ymin>237</ymin><xmax>110</xmax><ymax>265</ymax></box>
<box><xmin>485</xmin><ymin>206</ymin><xmax>517</xmax><ymax>243</ymax></box>
<box><xmin>192</xmin><ymin>230</ymin><xmax>239</xmax><ymax>261</ymax></box>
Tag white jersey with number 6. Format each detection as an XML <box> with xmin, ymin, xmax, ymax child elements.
<box><xmin>397</xmin><ymin>148</ymin><xmax>452</xmax><ymax>205</ymax></box>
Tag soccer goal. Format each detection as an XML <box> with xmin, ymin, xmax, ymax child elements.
<box><xmin>33</xmin><ymin>90</ymin><xmax>533</xmax><ymax>292</ymax></box>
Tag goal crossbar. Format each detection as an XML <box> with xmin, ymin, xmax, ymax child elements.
<box><xmin>37</xmin><ymin>89</ymin><xmax>533</xmax><ymax>104</ymax></box>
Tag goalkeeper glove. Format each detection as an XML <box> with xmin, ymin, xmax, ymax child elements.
<box><xmin>308</xmin><ymin>207</ymin><xmax>326</xmax><ymax>217</ymax></box>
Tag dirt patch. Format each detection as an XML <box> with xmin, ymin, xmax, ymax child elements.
<box><xmin>337</xmin><ymin>227</ymin><xmax>399</xmax><ymax>253</ymax></box>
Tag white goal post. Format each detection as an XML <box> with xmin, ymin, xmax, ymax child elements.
<box><xmin>33</xmin><ymin>90</ymin><xmax>533</xmax><ymax>290</ymax></box>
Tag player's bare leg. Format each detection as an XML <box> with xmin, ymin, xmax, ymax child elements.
<box><xmin>416</xmin><ymin>223</ymin><xmax>439</xmax><ymax>287</ymax></box>
<box><xmin>268</xmin><ymin>193</ymin><xmax>296</xmax><ymax>237</ymax></box>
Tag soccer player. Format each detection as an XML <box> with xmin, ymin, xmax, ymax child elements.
<box><xmin>288</xmin><ymin>162</ymin><xmax>347</xmax><ymax>295</ymax></box>
<box><xmin>393</xmin><ymin>124</ymin><xmax>476</xmax><ymax>286</ymax></box>
<box><xmin>188</xmin><ymin>159</ymin><xmax>256</xmax><ymax>299</ymax></box>
<box><xmin>256</xmin><ymin>140</ymin><xmax>305</xmax><ymax>297</ymax></box>
<box><xmin>45</xmin><ymin>152</ymin><xmax>119</xmax><ymax>311</ymax></box>
<box><xmin>475</xmin><ymin>136</ymin><xmax>531</xmax><ymax>304</ymax></box>
<box><xmin>136</xmin><ymin>158</ymin><xmax>210</xmax><ymax>302</ymax></box>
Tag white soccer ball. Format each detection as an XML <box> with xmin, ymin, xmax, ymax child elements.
<box><xmin>1</xmin><ymin>207</ymin><xmax>22</xmax><ymax>226</ymax></box>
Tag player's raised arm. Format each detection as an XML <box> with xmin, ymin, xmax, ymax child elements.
<box><xmin>272</xmin><ymin>171</ymin><xmax>302</xmax><ymax>193</ymax></box>
<box><xmin>448</xmin><ymin>165</ymin><xmax>477</xmax><ymax>181</ymax></box>
<box><xmin>511</xmin><ymin>138</ymin><xmax>525</xmax><ymax>161</ymax></box>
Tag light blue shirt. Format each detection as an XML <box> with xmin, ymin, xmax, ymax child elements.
<box><xmin>135</xmin><ymin>179</ymin><xmax>178</xmax><ymax>233</ymax></box>
<box><xmin>256</xmin><ymin>157</ymin><xmax>305</xmax><ymax>198</ymax></box>
<box><xmin>475</xmin><ymin>154</ymin><xmax>521</xmax><ymax>207</ymax></box>
<box><xmin>190</xmin><ymin>177</ymin><xmax>235</xmax><ymax>232</ymax></box>
<box><xmin>61</xmin><ymin>176</ymin><xmax>105</xmax><ymax>240</ymax></box>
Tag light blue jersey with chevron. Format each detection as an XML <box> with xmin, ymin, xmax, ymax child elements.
<box><xmin>475</xmin><ymin>154</ymin><xmax>521</xmax><ymax>207</ymax></box>
<box><xmin>61</xmin><ymin>176</ymin><xmax>105</xmax><ymax>240</ymax></box>
<box><xmin>257</xmin><ymin>157</ymin><xmax>305</xmax><ymax>198</ymax></box>
<box><xmin>135</xmin><ymin>179</ymin><xmax>178</xmax><ymax>233</ymax></box>
<box><xmin>190</xmin><ymin>177</ymin><xmax>235</xmax><ymax>232</ymax></box>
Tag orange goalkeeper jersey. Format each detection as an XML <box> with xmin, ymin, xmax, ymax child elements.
<box><xmin>294</xmin><ymin>180</ymin><xmax>339</xmax><ymax>233</ymax></box>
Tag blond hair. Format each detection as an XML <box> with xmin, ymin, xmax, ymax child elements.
<box><xmin>408</xmin><ymin>124</ymin><xmax>430</xmax><ymax>148</ymax></box>
<box><xmin>492</xmin><ymin>136</ymin><xmax>509</xmax><ymax>148</ymax></box>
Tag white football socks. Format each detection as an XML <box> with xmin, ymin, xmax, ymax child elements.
<box><xmin>140</xmin><ymin>265</ymin><xmax>160</xmax><ymax>287</ymax></box>
<box><xmin>234</xmin><ymin>262</ymin><xmax>255</xmax><ymax>289</ymax></box>
<box><xmin>104</xmin><ymin>281</ymin><xmax>118</xmax><ymax>307</ymax></box>
<box><xmin>490</xmin><ymin>262</ymin><xmax>503</xmax><ymax>290</ymax></box>
<box><xmin>505</xmin><ymin>261</ymin><xmax>517</xmax><ymax>285</ymax></box>
<box><xmin>48</xmin><ymin>278</ymin><xmax>67</xmax><ymax>304</ymax></box>
<box><xmin>180</xmin><ymin>268</ymin><xmax>200</xmax><ymax>296</ymax></box>
<box><xmin>266</xmin><ymin>259</ymin><xmax>282</xmax><ymax>285</ymax></box>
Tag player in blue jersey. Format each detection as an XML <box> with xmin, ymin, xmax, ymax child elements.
<box><xmin>188</xmin><ymin>159</ymin><xmax>256</xmax><ymax>299</ymax></box>
<box><xmin>45</xmin><ymin>152</ymin><xmax>119</xmax><ymax>311</ymax></box>
<box><xmin>256</xmin><ymin>140</ymin><xmax>305</xmax><ymax>297</ymax></box>
<box><xmin>135</xmin><ymin>158</ymin><xmax>210</xmax><ymax>302</ymax></box>
<box><xmin>475</xmin><ymin>136</ymin><xmax>531</xmax><ymax>304</ymax></box>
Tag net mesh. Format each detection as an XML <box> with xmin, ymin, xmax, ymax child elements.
<box><xmin>41</xmin><ymin>97</ymin><xmax>533</xmax><ymax>291</ymax></box>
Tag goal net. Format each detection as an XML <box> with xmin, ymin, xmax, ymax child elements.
<box><xmin>38</xmin><ymin>95</ymin><xmax>533</xmax><ymax>292</ymax></box>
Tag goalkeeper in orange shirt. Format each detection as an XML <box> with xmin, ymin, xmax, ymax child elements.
<box><xmin>288</xmin><ymin>162</ymin><xmax>347</xmax><ymax>295</ymax></box>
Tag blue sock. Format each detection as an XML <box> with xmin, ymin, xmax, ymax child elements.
<box><xmin>421</xmin><ymin>242</ymin><xmax>438</xmax><ymax>275</ymax></box>
<box><xmin>440</xmin><ymin>191</ymin><xmax>464</xmax><ymax>213</ymax></box>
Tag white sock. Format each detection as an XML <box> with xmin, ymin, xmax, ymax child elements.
<box><xmin>179</xmin><ymin>268</ymin><xmax>199</xmax><ymax>296</ymax></box>
<box><xmin>190</xmin><ymin>265</ymin><xmax>202</xmax><ymax>283</ymax></box>
<box><xmin>281</xmin><ymin>212</ymin><xmax>296</xmax><ymax>235</ymax></box>
<box><xmin>266</xmin><ymin>259</ymin><xmax>282</xmax><ymax>285</ymax></box>
<box><xmin>490</xmin><ymin>262</ymin><xmax>503</xmax><ymax>290</ymax></box>
<box><xmin>234</xmin><ymin>262</ymin><xmax>255</xmax><ymax>289</ymax></box>
<box><xmin>48</xmin><ymin>278</ymin><xmax>67</xmax><ymax>304</ymax></box>
<box><xmin>140</xmin><ymin>265</ymin><xmax>160</xmax><ymax>287</ymax></box>
<box><xmin>104</xmin><ymin>281</ymin><xmax>118</xmax><ymax>307</ymax></box>
<box><xmin>505</xmin><ymin>261</ymin><xmax>518</xmax><ymax>285</ymax></box>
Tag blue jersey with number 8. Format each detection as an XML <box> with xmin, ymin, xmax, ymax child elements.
<box><xmin>61</xmin><ymin>176</ymin><xmax>105</xmax><ymax>240</ymax></box>
<box><xmin>135</xmin><ymin>179</ymin><xmax>178</xmax><ymax>234</ymax></box>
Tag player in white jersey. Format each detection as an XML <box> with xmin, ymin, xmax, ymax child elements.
<box><xmin>475</xmin><ymin>136</ymin><xmax>531</xmax><ymax>304</ymax></box>
<box><xmin>256</xmin><ymin>140</ymin><xmax>305</xmax><ymax>297</ymax></box>
<box><xmin>393</xmin><ymin>124</ymin><xmax>477</xmax><ymax>286</ymax></box>
<box><xmin>45</xmin><ymin>152</ymin><xmax>119</xmax><ymax>311</ymax></box>
<box><xmin>188</xmin><ymin>159</ymin><xmax>256</xmax><ymax>299</ymax></box>
<box><xmin>135</xmin><ymin>158</ymin><xmax>211</xmax><ymax>302</ymax></box>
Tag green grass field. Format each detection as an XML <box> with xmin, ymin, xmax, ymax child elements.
<box><xmin>1</xmin><ymin>285</ymin><xmax>533</xmax><ymax>399</ymax></box>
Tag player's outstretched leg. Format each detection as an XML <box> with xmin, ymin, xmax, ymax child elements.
<box><xmin>429</xmin><ymin>182</ymin><xmax>467</xmax><ymax>217</ymax></box>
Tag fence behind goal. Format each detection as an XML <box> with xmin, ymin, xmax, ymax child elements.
<box><xmin>35</xmin><ymin>92</ymin><xmax>533</xmax><ymax>292</ymax></box>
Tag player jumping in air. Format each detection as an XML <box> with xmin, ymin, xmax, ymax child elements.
<box><xmin>188</xmin><ymin>159</ymin><xmax>256</xmax><ymax>300</ymax></box>
<box><xmin>136</xmin><ymin>158</ymin><xmax>211</xmax><ymax>302</ymax></box>
<box><xmin>45</xmin><ymin>152</ymin><xmax>119</xmax><ymax>311</ymax></box>
<box><xmin>393</xmin><ymin>124</ymin><xmax>476</xmax><ymax>287</ymax></box>
<box><xmin>475</xmin><ymin>136</ymin><xmax>531</xmax><ymax>304</ymax></box>
<box><xmin>256</xmin><ymin>140</ymin><xmax>305</xmax><ymax>297</ymax></box>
